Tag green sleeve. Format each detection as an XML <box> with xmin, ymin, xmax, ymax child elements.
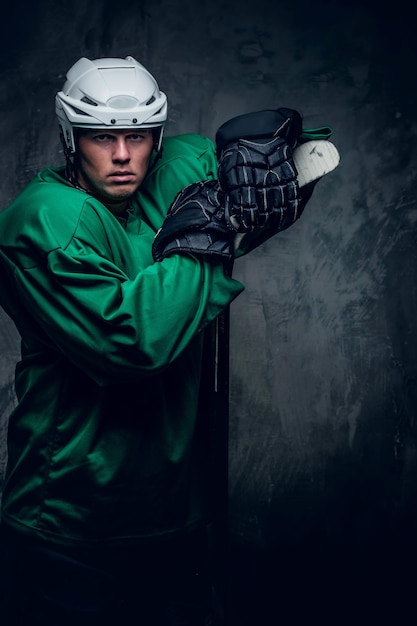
<box><xmin>12</xmin><ymin>202</ymin><xmax>243</xmax><ymax>387</ymax></box>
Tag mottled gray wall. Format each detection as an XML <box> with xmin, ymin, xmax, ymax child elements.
<box><xmin>1</xmin><ymin>0</ymin><xmax>416</xmax><ymax>622</ymax></box>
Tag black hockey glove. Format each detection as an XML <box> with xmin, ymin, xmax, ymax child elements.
<box><xmin>152</xmin><ymin>180</ymin><xmax>232</xmax><ymax>264</ymax></box>
<box><xmin>215</xmin><ymin>107</ymin><xmax>303</xmax><ymax>234</ymax></box>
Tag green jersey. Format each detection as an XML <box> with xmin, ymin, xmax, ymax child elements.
<box><xmin>0</xmin><ymin>133</ymin><xmax>243</xmax><ymax>546</ymax></box>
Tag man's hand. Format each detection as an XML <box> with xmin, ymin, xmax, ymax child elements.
<box><xmin>215</xmin><ymin>107</ymin><xmax>303</xmax><ymax>236</ymax></box>
<box><xmin>215</xmin><ymin>108</ymin><xmax>339</xmax><ymax>256</ymax></box>
<box><xmin>152</xmin><ymin>180</ymin><xmax>232</xmax><ymax>264</ymax></box>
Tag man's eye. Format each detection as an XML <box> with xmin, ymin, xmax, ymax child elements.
<box><xmin>95</xmin><ymin>134</ymin><xmax>112</xmax><ymax>141</ymax></box>
<box><xmin>88</xmin><ymin>134</ymin><xmax>113</xmax><ymax>143</ymax></box>
<box><xmin>129</xmin><ymin>134</ymin><xmax>146</xmax><ymax>141</ymax></box>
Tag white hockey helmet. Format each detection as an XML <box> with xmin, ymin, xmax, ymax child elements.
<box><xmin>56</xmin><ymin>56</ymin><xmax>167</xmax><ymax>154</ymax></box>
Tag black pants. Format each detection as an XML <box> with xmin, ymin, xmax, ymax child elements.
<box><xmin>0</xmin><ymin>525</ymin><xmax>214</xmax><ymax>626</ymax></box>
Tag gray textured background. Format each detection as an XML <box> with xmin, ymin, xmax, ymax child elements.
<box><xmin>1</xmin><ymin>0</ymin><xmax>416</xmax><ymax>622</ymax></box>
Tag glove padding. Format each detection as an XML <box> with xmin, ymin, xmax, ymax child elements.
<box><xmin>216</xmin><ymin>107</ymin><xmax>303</xmax><ymax>234</ymax></box>
<box><xmin>218</xmin><ymin>135</ymin><xmax>300</xmax><ymax>233</ymax></box>
<box><xmin>152</xmin><ymin>180</ymin><xmax>232</xmax><ymax>264</ymax></box>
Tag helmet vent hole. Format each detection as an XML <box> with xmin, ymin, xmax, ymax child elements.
<box><xmin>81</xmin><ymin>96</ymin><xmax>98</xmax><ymax>106</ymax></box>
<box><xmin>146</xmin><ymin>96</ymin><xmax>156</xmax><ymax>106</ymax></box>
<box><xmin>71</xmin><ymin>105</ymin><xmax>92</xmax><ymax>117</ymax></box>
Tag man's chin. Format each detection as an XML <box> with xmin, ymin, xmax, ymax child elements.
<box><xmin>103</xmin><ymin>184</ymin><xmax>140</xmax><ymax>203</ymax></box>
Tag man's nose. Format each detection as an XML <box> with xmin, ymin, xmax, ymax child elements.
<box><xmin>113</xmin><ymin>138</ymin><xmax>130</xmax><ymax>161</ymax></box>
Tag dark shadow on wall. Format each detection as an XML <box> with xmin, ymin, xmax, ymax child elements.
<box><xmin>225</xmin><ymin>390</ymin><xmax>417</xmax><ymax>623</ymax></box>
<box><xmin>226</xmin><ymin>532</ymin><xmax>417</xmax><ymax>625</ymax></box>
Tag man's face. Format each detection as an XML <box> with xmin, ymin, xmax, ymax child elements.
<box><xmin>75</xmin><ymin>128</ymin><xmax>154</xmax><ymax>213</ymax></box>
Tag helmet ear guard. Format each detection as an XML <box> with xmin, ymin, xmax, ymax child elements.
<box><xmin>56</xmin><ymin>55</ymin><xmax>168</xmax><ymax>155</ymax></box>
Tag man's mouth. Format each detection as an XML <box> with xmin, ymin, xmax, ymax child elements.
<box><xmin>109</xmin><ymin>171</ymin><xmax>135</xmax><ymax>182</ymax></box>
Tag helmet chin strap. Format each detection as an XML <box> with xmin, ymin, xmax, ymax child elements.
<box><xmin>60</xmin><ymin>128</ymin><xmax>92</xmax><ymax>194</ymax></box>
<box><xmin>62</xmin><ymin>149</ymin><xmax>89</xmax><ymax>195</ymax></box>
<box><xmin>64</xmin><ymin>152</ymin><xmax>86</xmax><ymax>192</ymax></box>
<box><xmin>59</xmin><ymin>129</ymin><xmax>76</xmax><ymax>185</ymax></box>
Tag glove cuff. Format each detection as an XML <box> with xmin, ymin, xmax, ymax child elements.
<box><xmin>215</xmin><ymin>107</ymin><xmax>303</xmax><ymax>153</ymax></box>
